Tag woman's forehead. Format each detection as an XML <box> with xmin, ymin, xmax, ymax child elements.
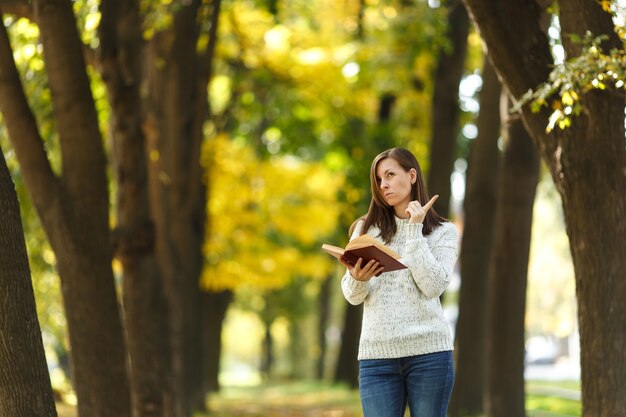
<box><xmin>376</xmin><ymin>157</ymin><xmax>402</xmax><ymax>174</ymax></box>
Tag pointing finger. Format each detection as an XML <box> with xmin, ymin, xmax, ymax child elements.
<box><xmin>423</xmin><ymin>195</ymin><xmax>439</xmax><ymax>211</ymax></box>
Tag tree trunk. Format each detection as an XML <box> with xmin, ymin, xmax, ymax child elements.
<box><xmin>427</xmin><ymin>0</ymin><xmax>469</xmax><ymax>217</ymax></box>
<box><xmin>0</xmin><ymin>148</ymin><xmax>58</xmax><ymax>417</ymax></box>
<box><xmin>261</xmin><ymin>319</ymin><xmax>275</xmax><ymax>379</ymax></box>
<box><xmin>98</xmin><ymin>1</ymin><xmax>174</xmax><ymax>416</ymax></box>
<box><xmin>288</xmin><ymin>321</ymin><xmax>308</xmax><ymax>379</ymax></box>
<box><xmin>202</xmin><ymin>290</ymin><xmax>233</xmax><ymax>393</ymax></box>
<box><xmin>334</xmin><ymin>303</ymin><xmax>362</xmax><ymax>388</ymax></box>
<box><xmin>316</xmin><ymin>276</ymin><xmax>332</xmax><ymax>379</ymax></box>
<box><xmin>554</xmin><ymin>4</ymin><xmax>626</xmax><ymax>416</ymax></box>
<box><xmin>0</xmin><ymin>4</ymin><xmax>132</xmax><ymax>417</ymax></box>
<box><xmin>448</xmin><ymin>57</ymin><xmax>501</xmax><ymax>417</ymax></box>
<box><xmin>485</xmin><ymin>93</ymin><xmax>539</xmax><ymax>417</ymax></box>
<box><xmin>462</xmin><ymin>1</ymin><xmax>626</xmax><ymax>415</ymax></box>
<box><xmin>146</xmin><ymin>1</ymin><xmax>221</xmax><ymax>414</ymax></box>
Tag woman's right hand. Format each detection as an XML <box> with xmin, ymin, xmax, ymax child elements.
<box><xmin>341</xmin><ymin>258</ymin><xmax>384</xmax><ymax>281</ymax></box>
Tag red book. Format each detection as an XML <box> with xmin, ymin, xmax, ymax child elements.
<box><xmin>321</xmin><ymin>234</ymin><xmax>407</xmax><ymax>275</ymax></box>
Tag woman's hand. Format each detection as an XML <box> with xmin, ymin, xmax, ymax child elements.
<box><xmin>406</xmin><ymin>195</ymin><xmax>439</xmax><ymax>224</ymax></box>
<box><xmin>341</xmin><ymin>258</ymin><xmax>384</xmax><ymax>282</ymax></box>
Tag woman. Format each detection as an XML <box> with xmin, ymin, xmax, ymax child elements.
<box><xmin>339</xmin><ymin>147</ymin><xmax>458</xmax><ymax>417</ymax></box>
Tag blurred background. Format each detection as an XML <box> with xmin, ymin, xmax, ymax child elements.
<box><xmin>2</xmin><ymin>0</ymin><xmax>623</xmax><ymax>416</ymax></box>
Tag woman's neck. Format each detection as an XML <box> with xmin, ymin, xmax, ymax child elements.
<box><xmin>394</xmin><ymin>204</ymin><xmax>410</xmax><ymax>219</ymax></box>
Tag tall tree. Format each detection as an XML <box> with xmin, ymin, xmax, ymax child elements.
<box><xmin>427</xmin><ymin>0</ymin><xmax>470</xmax><ymax>217</ymax></box>
<box><xmin>0</xmin><ymin>146</ymin><xmax>58</xmax><ymax>417</ymax></box>
<box><xmin>98</xmin><ymin>0</ymin><xmax>173</xmax><ymax>415</ymax></box>
<box><xmin>485</xmin><ymin>93</ymin><xmax>539</xmax><ymax>417</ymax></box>
<box><xmin>448</xmin><ymin>57</ymin><xmax>501</xmax><ymax>417</ymax></box>
<box><xmin>145</xmin><ymin>0</ymin><xmax>222</xmax><ymax>414</ymax></box>
<box><xmin>99</xmin><ymin>0</ymin><xmax>223</xmax><ymax>411</ymax></box>
<box><xmin>0</xmin><ymin>3</ymin><xmax>132</xmax><ymax>417</ymax></box>
<box><xmin>462</xmin><ymin>0</ymin><xmax>626</xmax><ymax>415</ymax></box>
<box><xmin>334</xmin><ymin>302</ymin><xmax>363</xmax><ymax>388</ymax></box>
<box><xmin>316</xmin><ymin>276</ymin><xmax>333</xmax><ymax>379</ymax></box>
<box><xmin>333</xmin><ymin>0</ymin><xmax>368</xmax><ymax>389</ymax></box>
<box><xmin>202</xmin><ymin>290</ymin><xmax>232</xmax><ymax>393</ymax></box>
<box><xmin>199</xmin><ymin>3</ymin><xmax>230</xmax><ymax>393</ymax></box>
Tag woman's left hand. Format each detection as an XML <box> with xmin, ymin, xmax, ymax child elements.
<box><xmin>406</xmin><ymin>195</ymin><xmax>439</xmax><ymax>224</ymax></box>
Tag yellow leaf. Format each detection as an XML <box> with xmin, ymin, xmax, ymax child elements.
<box><xmin>561</xmin><ymin>91</ymin><xmax>574</xmax><ymax>106</ymax></box>
<box><xmin>558</xmin><ymin>117</ymin><xmax>572</xmax><ymax>130</ymax></box>
<box><xmin>598</xmin><ymin>0</ymin><xmax>612</xmax><ymax>13</ymax></box>
<box><xmin>200</xmin><ymin>135</ymin><xmax>350</xmax><ymax>291</ymax></box>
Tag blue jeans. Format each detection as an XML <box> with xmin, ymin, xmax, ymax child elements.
<box><xmin>359</xmin><ymin>351</ymin><xmax>454</xmax><ymax>417</ymax></box>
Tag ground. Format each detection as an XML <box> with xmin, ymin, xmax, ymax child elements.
<box><xmin>206</xmin><ymin>381</ymin><xmax>362</xmax><ymax>417</ymax></box>
<box><xmin>55</xmin><ymin>379</ymin><xmax>581</xmax><ymax>417</ymax></box>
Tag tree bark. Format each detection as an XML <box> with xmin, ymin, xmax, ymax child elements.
<box><xmin>0</xmin><ymin>4</ymin><xmax>132</xmax><ymax>417</ymax></box>
<box><xmin>334</xmin><ymin>303</ymin><xmax>362</xmax><ymax>388</ymax></box>
<box><xmin>462</xmin><ymin>1</ymin><xmax>626</xmax><ymax>415</ymax></box>
<box><xmin>448</xmin><ymin>57</ymin><xmax>501</xmax><ymax>417</ymax></box>
<box><xmin>260</xmin><ymin>318</ymin><xmax>275</xmax><ymax>379</ymax></box>
<box><xmin>202</xmin><ymin>290</ymin><xmax>233</xmax><ymax>393</ymax></box>
<box><xmin>316</xmin><ymin>276</ymin><xmax>332</xmax><ymax>379</ymax></box>
<box><xmin>427</xmin><ymin>0</ymin><xmax>469</xmax><ymax>217</ymax></box>
<box><xmin>0</xmin><ymin>147</ymin><xmax>58</xmax><ymax>417</ymax></box>
<box><xmin>98</xmin><ymin>0</ymin><xmax>174</xmax><ymax>416</ymax></box>
<box><xmin>145</xmin><ymin>1</ymin><xmax>221</xmax><ymax>414</ymax></box>
<box><xmin>552</xmin><ymin>3</ymin><xmax>626</xmax><ymax>413</ymax></box>
<box><xmin>485</xmin><ymin>93</ymin><xmax>539</xmax><ymax>417</ymax></box>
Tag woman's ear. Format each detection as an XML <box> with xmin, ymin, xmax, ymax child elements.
<box><xmin>410</xmin><ymin>168</ymin><xmax>417</xmax><ymax>184</ymax></box>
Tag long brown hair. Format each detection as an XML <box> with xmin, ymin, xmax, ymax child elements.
<box><xmin>355</xmin><ymin>148</ymin><xmax>445</xmax><ymax>242</ymax></box>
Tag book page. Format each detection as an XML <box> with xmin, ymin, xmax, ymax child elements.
<box><xmin>345</xmin><ymin>234</ymin><xmax>401</xmax><ymax>260</ymax></box>
<box><xmin>321</xmin><ymin>244</ymin><xmax>345</xmax><ymax>260</ymax></box>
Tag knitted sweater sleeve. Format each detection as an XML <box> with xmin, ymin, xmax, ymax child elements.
<box><xmin>340</xmin><ymin>222</ymin><xmax>371</xmax><ymax>305</ymax></box>
<box><xmin>402</xmin><ymin>222</ymin><xmax>458</xmax><ymax>298</ymax></box>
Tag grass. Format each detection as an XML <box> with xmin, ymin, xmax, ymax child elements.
<box><xmin>527</xmin><ymin>396</ymin><xmax>581</xmax><ymax>417</ymax></box>
<box><xmin>55</xmin><ymin>379</ymin><xmax>581</xmax><ymax>417</ymax></box>
<box><xmin>526</xmin><ymin>380</ymin><xmax>581</xmax><ymax>417</ymax></box>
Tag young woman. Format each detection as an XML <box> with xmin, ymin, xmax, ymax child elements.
<box><xmin>339</xmin><ymin>147</ymin><xmax>458</xmax><ymax>417</ymax></box>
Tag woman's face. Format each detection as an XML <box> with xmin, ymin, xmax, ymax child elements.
<box><xmin>375</xmin><ymin>157</ymin><xmax>416</xmax><ymax>213</ymax></box>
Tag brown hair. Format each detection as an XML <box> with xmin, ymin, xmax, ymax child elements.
<box><xmin>353</xmin><ymin>148</ymin><xmax>445</xmax><ymax>242</ymax></box>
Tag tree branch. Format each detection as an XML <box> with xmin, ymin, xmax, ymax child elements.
<box><xmin>461</xmin><ymin>0</ymin><xmax>553</xmax><ymax>100</ymax></box>
<box><xmin>199</xmin><ymin>0</ymin><xmax>222</xmax><ymax>84</ymax></box>
<box><xmin>33</xmin><ymin>0</ymin><xmax>108</xmax><ymax>199</ymax></box>
<box><xmin>0</xmin><ymin>11</ymin><xmax>59</xmax><ymax>214</ymax></box>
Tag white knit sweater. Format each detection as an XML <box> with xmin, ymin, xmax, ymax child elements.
<box><xmin>341</xmin><ymin>218</ymin><xmax>458</xmax><ymax>360</ymax></box>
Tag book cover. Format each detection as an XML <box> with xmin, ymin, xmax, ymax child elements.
<box><xmin>321</xmin><ymin>234</ymin><xmax>407</xmax><ymax>275</ymax></box>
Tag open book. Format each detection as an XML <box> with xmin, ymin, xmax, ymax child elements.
<box><xmin>321</xmin><ymin>234</ymin><xmax>407</xmax><ymax>275</ymax></box>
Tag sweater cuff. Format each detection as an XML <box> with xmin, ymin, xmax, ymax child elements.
<box><xmin>403</xmin><ymin>222</ymin><xmax>424</xmax><ymax>240</ymax></box>
<box><xmin>345</xmin><ymin>272</ymin><xmax>369</xmax><ymax>291</ymax></box>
